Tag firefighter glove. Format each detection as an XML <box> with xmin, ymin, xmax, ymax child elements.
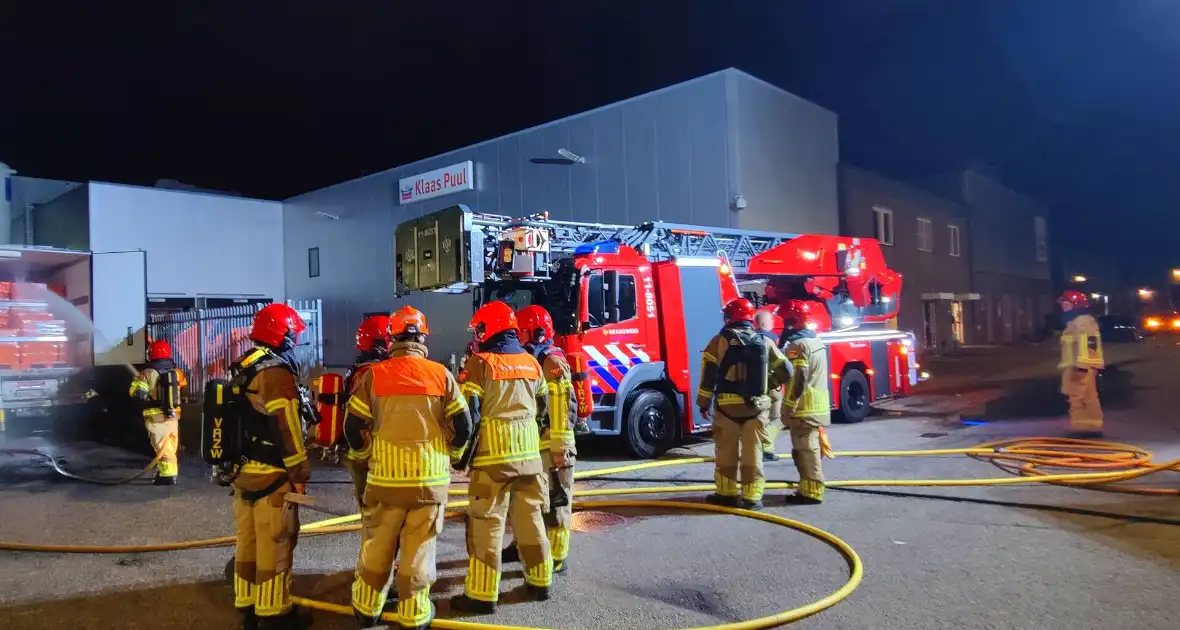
<box><xmin>819</xmin><ymin>427</ymin><xmax>834</xmax><ymax>459</ymax></box>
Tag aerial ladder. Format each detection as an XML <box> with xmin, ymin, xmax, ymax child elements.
<box><xmin>395</xmin><ymin>204</ymin><xmax>899</xmax><ymax>309</ymax></box>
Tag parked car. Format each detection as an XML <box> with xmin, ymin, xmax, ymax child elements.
<box><xmin>1100</xmin><ymin>314</ymin><xmax>1144</xmax><ymax>343</ymax></box>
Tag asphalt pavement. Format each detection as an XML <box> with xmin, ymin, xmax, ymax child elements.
<box><xmin>2</xmin><ymin>340</ymin><xmax>1180</xmax><ymax>629</ymax></box>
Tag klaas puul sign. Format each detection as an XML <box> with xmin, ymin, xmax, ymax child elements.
<box><xmin>398</xmin><ymin>161</ymin><xmax>474</xmax><ymax>205</ymax></box>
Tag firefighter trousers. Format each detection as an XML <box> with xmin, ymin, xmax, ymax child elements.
<box><xmin>464</xmin><ymin>468</ymin><xmax>552</xmax><ymax>602</ymax></box>
<box><xmin>144</xmin><ymin>415</ymin><xmax>179</xmax><ymax>478</ymax></box>
<box><xmin>760</xmin><ymin>389</ymin><xmax>784</xmax><ymax>454</ymax></box>
<box><xmin>233</xmin><ymin>484</ymin><xmax>300</xmax><ymax>618</ymax></box>
<box><xmin>352</xmin><ymin>501</ymin><xmax>444</xmax><ymax>628</ymax></box>
<box><xmin>541</xmin><ymin>450</ymin><xmax>575</xmax><ymax>569</ymax></box>
<box><xmin>342</xmin><ymin>455</ymin><xmax>369</xmax><ymax>509</ymax></box>
<box><xmin>713</xmin><ymin>410</ymin><xmax>766</xmax><ymax>502</ymax></box>
<box><xmin>1062</xmin><ymin>368</ymin><xmax>1103</xmax><ymax>433</ymax></box>
<box><xmin>784</xmin><ymin>415</ymin><xmax>826</xmax><ymax>500</ymax></box>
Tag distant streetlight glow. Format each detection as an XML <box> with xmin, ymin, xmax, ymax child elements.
<box><xmin>1139</xmin><ymin>288</ymin><xmax>1155</xmax><ymax>300</ymax></box>
<box><xmin>1072</xmin><ymin>275</ymin><xmax>1087</xmax><ymax>283</ymax></box>
<box><xmin>1172</xmin><ymin>268</ymin><xmax>1180</xmax><ymax>282</ymax></box>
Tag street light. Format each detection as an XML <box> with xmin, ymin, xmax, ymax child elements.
<box><xmin>1172</xmin><ymin>268</ymin><xmax>1180</xmax><ymax>282</ymax></box>
<box><xmin>1072</xmin><ymin>275</ymin><xmax>1088</xmax><ymax>283</ymax></box>
<box><xmin>1139</xmin><ymin>288</ymin><xmax>1156</xmax><ymax>300</ymax></box>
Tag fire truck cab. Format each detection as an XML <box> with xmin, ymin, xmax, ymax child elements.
<box><xmin>396</xmin><ymin>205</ymin><xmax>916</xmax><ymax>458</ymax></box>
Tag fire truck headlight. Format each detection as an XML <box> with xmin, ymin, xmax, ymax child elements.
<box><xmin>1171</xmin><ymin>319</ymin><xmax>1180</xmax><ymax>330</ymax></box>
<box><xmin>839</xmin><ymin>316</ymin><xmax>854</xmax><ymax>327</ymax></box>
<box><xmin>1146</xmin><ymin>318</ymin><xmax>1162</xmax><ymax>329</ymax></box>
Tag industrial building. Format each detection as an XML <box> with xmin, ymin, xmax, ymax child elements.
<box><xmin>282</xmin><ymin>68</ymin><xmax>841</xmax><ymax>366</ymax></box>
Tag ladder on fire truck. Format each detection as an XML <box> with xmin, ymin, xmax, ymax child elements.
<box><xmin>471</xmin><ymin>210</ymin><xmax>798</xmax><ymax>274</ymax></box>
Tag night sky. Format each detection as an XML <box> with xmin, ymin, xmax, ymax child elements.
<box><xmin>2</xmin><ymin>1</ymin><xmax>1177</xmax><ymax>281</ymax></box>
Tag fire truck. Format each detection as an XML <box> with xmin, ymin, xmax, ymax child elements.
<box><xmin>396</xmin><ymin>205</ymin><xmax>915</xmax><ymax>458</ymax></box>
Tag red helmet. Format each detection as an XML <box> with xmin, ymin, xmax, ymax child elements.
<box><xmin>148</xmin><ymin>339</ymin><xmax>172</xmax><ymax>361</ymax></box>
<box><xmin>249</xmin><ymin>303</ymin><xmax>307</xmax><ymax>348</ymax></box>
<box><xmin>470</xmin><ymin>301</ymin><xmax>518</xmax><ymax>342</ymax></box>
<box><xmin>389</xmin><ymin>305</ymin><xmax>430</xmax><ymax>337</ymax></box>
<box><xmin>356</xmin><ymin>315</ymin><xmax>392</xmax><ymax>351</ymax></box>
<box><xmin>777</xmin><ymin>299</ymin><xmax>813</xmax><ymax>331</ymax></box>
<box><xmin>722</xmin><ymin>298</ymin><xmax>757</xmax><ymax>324</ymax></box>
<box><xmin>516</xmin><ymin>305</ymin><xmax>555</xmax><ymax>344</ymax></box>
<box><xmin>1059</xmin><ymin>290</ymin><xmax>1089</xmax><ymax>309</ymax></box>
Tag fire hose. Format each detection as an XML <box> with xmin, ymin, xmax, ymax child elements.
<box><xmin>1</xmin><ymin>437</ymin><xmax>1177</xmax><ymax>629</ymax></box>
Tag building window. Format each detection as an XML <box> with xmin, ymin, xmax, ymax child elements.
<box><xmin>873</xmin><ymin>206</ymin><xmax>894</xmax><ymax>246</ymax></box>
<box><xmin>1034</xmin><ymin>216</ymin><xmax>1048</xmax><ymax>262</ymax></box>
<box><xmin>917</xmin><ymin>218</ymin><xmax>933</xmax><ymax>252</ymax></box>
<box><xmin>308</xmin><ymin>247</ymin><xmax>320</xmax><ymax>278</ymax></box>
<box><xmin>948</xmin><ymin>224</ymin><xmax>961</xmax><ymax>257</ymax></box>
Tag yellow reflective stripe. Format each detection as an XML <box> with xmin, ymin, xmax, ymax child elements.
<box><xmin>701</xmin><ymin>351</ymin><xmax>718</xmax><ymax>363</ymax></box>
<box><xmin>547</xmin><ymin>379</ymin><xmax>571</xmax><ymax>440</ymax></box>
<box><xmin>696</xmin><ymin>387</ymin><xmax>712</xmax><ymax>399</ymax></box>
<box><xmin>717</xmin><ymin>393</ymin><xmax>748</xmax><ymax>405</ymax></box>
<box><xmin>449</xmin><ymin>446</ymin><xmax>467</xmax><ymax>461</ymax></box>
<box><xmin>445</xmin><ymin>398</ymin><xmax>467</xmax><ymax>416</ymax></box>
<box><xmin>348</xmin><ymin>396</ymin><xmax>374</xmax><ymax>419</ymax></box>
<box><xmin>548</xmin><ymin>527</ymin><xmax>571</xmax><ymax>562</ymax></box>
<box><xmin>799</xmin><ymin>478</ymin><xmax>825</xmax><ymax>500</ymax></box>
<box><xmin>791</xmin><ymin>359</ymin><xmax>807</xmax><ymax>367</ymax></box>
<box><xmin>234</xmin><ymin>573</ymin><xmax>257</xmax><ymax>608</ymax></box>
<box><xmin>368</xmin><ymin>435</ymin><xmax>451</xmax><ymax>487</ymax></box>
<box><xmin>472</xmin><ymin>418</ymin><xmax>541</xmax><ymax>467</ymax></box>
<box><xmin>524</xmin><ymin>556</ymin><xmax>553</xmax><ymax>588</ymax></box>
<box><xmin>254</xmin><ymin>571</ymin><xmax>291</xmax><ymax>616</ymax></box>
<box><xmin>348</xmin><ymin>445</ymin><xmax>372</xmax><ymax>460</ymax></box>
<box><xmin>282</xmin><ymin>400</ymin><xmax>306</xmax><ymax>457</ymax></box>
<box><xmin>129</xmin><ymin>380</ymin><xmax>149</xmax><ymax>396</ymax></box>
<box><xmin>283</xmin><ymin>452</ymin><xmax>307</xmax><ymax>468</ymax></box>
<box><xmin>460</xmin><ymin>382</ymin><xmax>484</xmax><ymax>398</ymax></box>
<box><xmin>465</xmin><ymin>557</ymin><xmax>501</xmax><ymax>602</ymax></box>
<box><xmin>240</xmin><ymin>461</ymin><xmax>285</xmax><ymax>475</ymax></box>
<box><xmin>713</xmin><ymin>470</ymin><xmax>738</xmax><ymax>496</ymax></box>
<box><xmin>398</xmin><ymin>589</ymin><xmax>433</xmax><ymax>626</ymax></box>
<box><xmin>264</xmin><ymin>398</ymin><xmax>288</xmax><ymax>414</ymax></box>
<box><xmin>742</xmin><ymin>478</ymin><xmax>766</xmax><ymax>501</ymax></box>
<box><xmin>351</xmin><ymin>572</ymin><xmax>387</xmax><ymax>617</ymax></box>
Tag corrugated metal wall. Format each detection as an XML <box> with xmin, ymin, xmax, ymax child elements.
<box><xmin>283</xmin><ymin>69</ymin><xmax>841</xmax><ymax>367</ymax></box>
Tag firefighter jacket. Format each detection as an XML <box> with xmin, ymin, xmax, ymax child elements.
<box><xmin>696</xmin><ymin>322</ymin><xmax>790</xmax><ymax>421</ymax></box>
<box><xmin>1059</xmin><ymin>312</ymin><xmax>1104</xmax><ymax>371</ymax></box>
<box><xmin>782</xmin><ymin>329</ymin><xmax>832</xmax><ymax>424</ymax></box>
<box><xmin>461</xmin><ymin>331</ymin><xmax>547</xmax><ymax>478</ymax></box>
<box><xmin>231</xmin><ymin>346</ymin><xmax>312</xmax><ymax>495</ymax></box>
<box><xmin>343</xmin><ymin>341</ymin><xmax>473</xmax><ymax>505</ymax></box>
<box><xmin>340</xmin><ymin>353</ymin><xmax>381</xmax><ymax>456</ymax></box>
<box><xmin>527</xmin><ymin>341</ymin><xmax>577</xmax><ymax>458</ymax></box>
<box><xmin>129</xmin><ymin>358</ymin><xmax>188</xmax><ymax>418</ymax></box>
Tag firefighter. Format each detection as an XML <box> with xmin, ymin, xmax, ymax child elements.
<box><xmin>129</xmin><ymin>339</ymin><xmax>187</xmax><ymax>485</ymax></box>
<box><xmin>340</xmin><ymin>314</ymin><xmax>393</xmax><ymax>509</ymax></box>
<box><xmin>1058</xmin><ymin>290</ymin><xmax>1105</xmax><ymax>437</ymax></box>
<box><xmin>501</xmin><ymin>305</ymin><xmax>576</xmax><ymax>574</ymax></box>
<box><xmin>697</xmin><ymin>298</ymin><xmax>789</xmax><ymax>511</ymax></box>
<box><xmin>230</xmin><ymin>303</ymin><xmax>313</xmax><ymax>630</ymax></box>
<box><xmin>344</xmin><ymin>306</ymin><xmax>473</xmax><ymax>629</ymax></box>
<box><xmin>451</xmin><ymin>301</ymin><xmax>553</xmax><ymax>614</ymax></box>
<box><xmin>778</xmin><ymin>299</ymin><xmax>833</xmax><ymax>505</ymax></box>
<box><xmin>754</xmin><ymin>310</ymin><xmax>784</xmax><ymax>462</ymax></box>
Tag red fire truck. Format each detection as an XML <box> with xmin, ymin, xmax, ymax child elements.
<box><xmin>396</xmin><ymin>205</ymin><xmax>916</xmax><ymax>458</ymax></box>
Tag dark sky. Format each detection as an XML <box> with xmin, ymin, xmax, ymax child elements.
<box><xmin>2</xmin><ymin>1</ymin><xmax>1178</xmax><ymax>281</ymax></box>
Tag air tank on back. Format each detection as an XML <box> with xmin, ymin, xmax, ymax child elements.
<box><xmin>0</xmin><ymin>162</ymin><xmax>13</xmax><ymax>245</ymax></box>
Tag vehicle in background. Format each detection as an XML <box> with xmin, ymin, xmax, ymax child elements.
<box><xmin>0</xmin><ymin>246</ymin><xmax>147</xmax><ymax>433</ymax></box>
<box><xmin>1098</xmin><ymin>314</ymin><xmax>1143</xmax><ymax>343</ymax></box>
<box><xmin>1141</xmin><ymin>312</ymin><xmax>1180</xmax><ymax>336</ymax></box>
<box><xmin>395</xmin><ymin>205</ymin><xmax>915</xmax><ymax>458</ymax></box>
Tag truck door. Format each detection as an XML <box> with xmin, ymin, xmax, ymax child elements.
<box><xmin>92</xmin><ymin>250</ymin><xmax>147</xmax><ymax>367</ymax></box>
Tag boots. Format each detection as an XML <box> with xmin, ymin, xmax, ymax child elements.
<box><xmin>524</xmin><ymin>584</ymin><xmax>550</xmax><ymax>601</ymax></box>
<box><xmin>784</xmin><ymin>493</ymin><xmax>822</xmax><ymax>506</ymax></box>
<box><xmin>450</xmin><ymin>594</ymin><xmax>496</xmax><ymax>615</ymax></box>
<box><xmin>354</xmin><ymin>598</ymin><xmax>399</xmax><ymax>628</ymax></box>
<box><xmin>739</xmin><ymin>498</ymin><xmax>763</xmax><ymax>511</ymax></box>
<box><xmin>705</xmin><ymin>493</ymin><xmax>738</xmax><ymax>508</ymax></box>
<box><xmin>239</xmin><ymin>608</ymin><xmax>258</xmax><ymax>630</ymax></box>
<box><xmin>153</xmin><ymin>473</ymin><xmax>178</xmax><ymax>486</ymax></box>
<box><xmin>762</xmin><ymin>451</ymin><xmax>779</xmax><ymax>462</ymax></box>
<box><xmin>258</xmin><ymin>607</ymin><xmax>309</xmax><ymax>630</ymax></box>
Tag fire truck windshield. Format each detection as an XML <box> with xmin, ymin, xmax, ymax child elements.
<box><xmin>478</xmin><ymin>261</ymin><xmax>580</xmax><ymax>335</ymax></box>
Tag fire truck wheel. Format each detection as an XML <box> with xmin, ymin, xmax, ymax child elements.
<box><xmin>624</xmin><ymin>389</ymin><xmax>676</xmax><ymax>459</ymax></box>
<box><xmin>835</xmin><ymin>368</ymin><xmax>871</xmax><ymax>424</ymax></box>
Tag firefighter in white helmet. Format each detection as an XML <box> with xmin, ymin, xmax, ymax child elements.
<box><xmin>1058</xmin><ymin>290</ymin><xmax>1105</xmax><ymax>437</ymax></box>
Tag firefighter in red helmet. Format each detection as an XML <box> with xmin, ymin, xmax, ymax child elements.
<box><xmin>228</xmin><ymin>303</ymin><xmax>313</xmax><ymax>630</ymax></box>
<box><xmin>1058</xmin><ymin>290</ymin><xmax>1105</xmax><ymax>437</ymax></box>
<box><xmin>129</xmin><ymin>339</ymin><xmax>187</xmax><ymax>485</ymax></box>
<box><xmin>338</xmin><ymin>315</ymin><xmax>393</xmax><ymax>509</ymax></box>
<box><xmin>451</xmin><ymin>301</ymin><xmax>554</xmax><ymax>613</ymax></box>
<box><xmin>500</xmin><ymin>304</ymin><xmax>577</xmax><ymax>574</ymax></box>
<box><xmin>777</xmin><ymin>299</ymin><xmax>834</xmax><ymax>504</ymax></box>
<box><xmin>697</xmin><ymin>298</ymin><xmax>789</xmax><ymax>510</ymax></box>
<box><xmin>344</xmin><ymin>306</ymin><xmax>472</xmax><ymax>628</ymax></box>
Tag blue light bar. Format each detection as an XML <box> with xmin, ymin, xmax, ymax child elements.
<box><xmin>573</xmin><ymin>240</ymin><xmax>620</xmax><ymax>255</ymax></box>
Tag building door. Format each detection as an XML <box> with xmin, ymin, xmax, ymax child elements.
<box><xmin>951</xmin><ymin>301</ymin><xmax>965</xmax><ymax>345</ymax></box>
<box><xmin>922</xmin><ymin>301</ymin><xmax>936</xmax><ymax>349</ymax></box>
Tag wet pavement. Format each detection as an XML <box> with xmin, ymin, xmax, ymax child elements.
<box><xmin>2</xmin><ymin>341</ymin><xmax>1180</xmax><ymax>629</ymax></box>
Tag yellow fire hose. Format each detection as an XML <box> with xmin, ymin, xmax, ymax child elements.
<box><xmin>1</xmin><ymin>437</ymin><xmax>1177</xmax><ymax>629</ymax></box>
<box><xmin>0</xmin><ymin>433</ymin><xmax>176</xmax><ymax>486</ymax></box>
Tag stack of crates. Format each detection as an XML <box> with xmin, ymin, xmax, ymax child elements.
<box><xmin>0</xmin><ymin>282</ymin><xmax>72</xmax><ymax>370</ymax></box>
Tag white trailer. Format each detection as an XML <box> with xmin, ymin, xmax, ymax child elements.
<box><xmin>0</xmin><ymin>246</ymin><xmax>146</xmax><ymax>429</ymax></box>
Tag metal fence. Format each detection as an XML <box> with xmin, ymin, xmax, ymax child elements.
<box><xmin>147</xmin><ymin>299</ymin><xmax>324</xmax><ymax>400</ymax></box>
